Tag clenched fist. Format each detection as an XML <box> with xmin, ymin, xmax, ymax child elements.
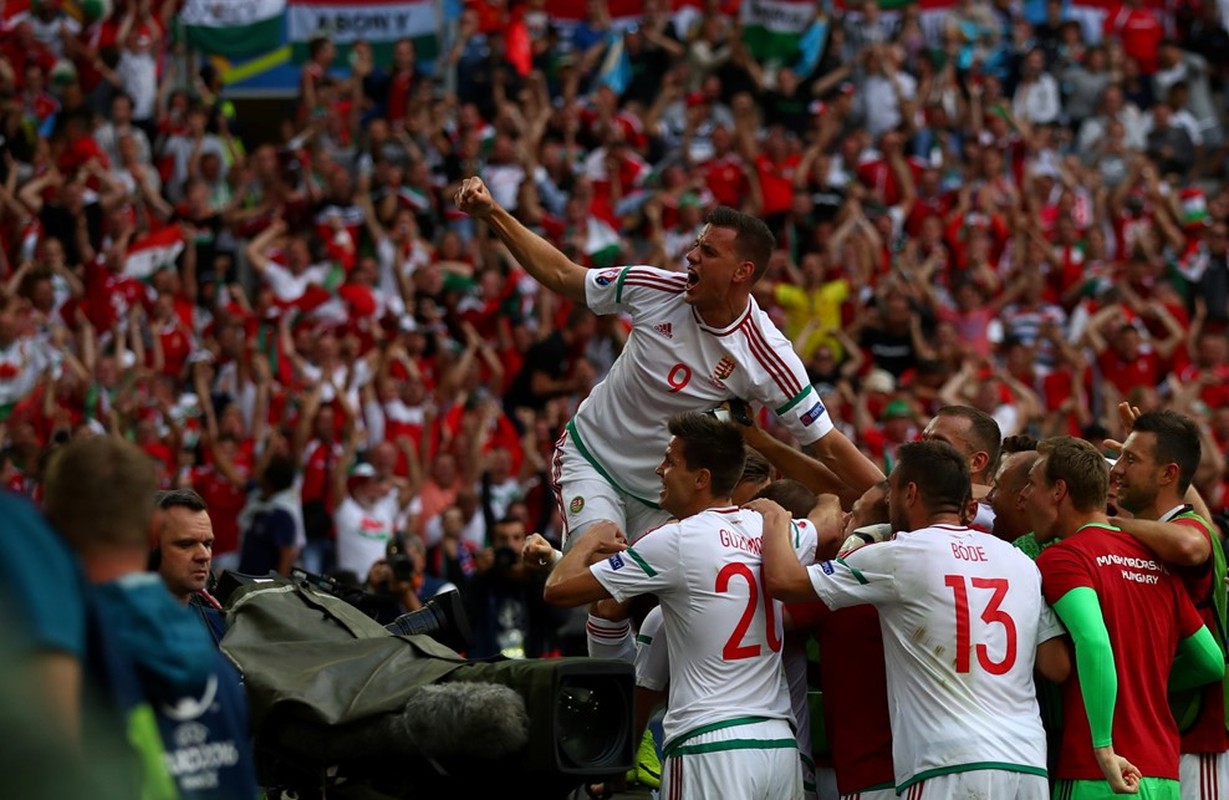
<box><xmin>454</xmin><ymin>176</ymin><xmax>497</xmax><ymax>219</ymax></box>
<box><xmin>522</xmin><ymin>532</ymin><xmax>559</xmax><ymax>572</ymax></box>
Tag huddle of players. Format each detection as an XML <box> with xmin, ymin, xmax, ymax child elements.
<box><xmin>450</xmin><ymin>177</ymin><xmax>1227</xmax><ymax>799</ymax></box>
<box><xmin>558</xmin><ymin>405</ymin><xmax>1229</xmax><ymax>800</ymax></box>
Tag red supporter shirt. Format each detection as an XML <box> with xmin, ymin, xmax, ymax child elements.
<box><xmin>703</xmin><ymin>153</ymin><xmax>750</xmax><ymax>209</ymax></box>
<box><xmin>192</xmin><ymin>463</ymin><xmax>249</xmax><ymax>556</ymax></box>
<box><xmin>1095</xmin><ymin>347</ymin><xmax>1166</xmax><ymax>395</ymax></box>
<box><xmin>1038</xmin><ymin>523</ymin><xmax>1205</xmax><ymax>781</ymax></box>
<box><xmin>789</xmin><ymin>601</ymin><xmax>895</xmax><ymax>794</ymax></box>
<box><xmin>1104</xmin><ymin>6</ymin><xmax>1164</xmax><ymax>74</ymax></box>
<box><xmin>754</xmin><ymin>153</ymin><xmax>801</xmax><ymax>217</ymax></box>
<box><xmin>155</xmin><ymin>319</ymin><xmax>193</xmax><ymax>377</ymax></box>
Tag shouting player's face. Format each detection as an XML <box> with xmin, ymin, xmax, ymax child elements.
<box><xmin>1108</xmin><ymin>431</ymin><xmax>1161</xmax><ymax>515</ymax></box>
<box><xmin>684</xmin><ymin>225</ymin><xmax>749</xmax><ymax>311</ymax></box>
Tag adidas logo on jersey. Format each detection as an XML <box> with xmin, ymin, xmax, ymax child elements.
<box><xmin>654</xmin><ymin>322</ymin><xmax>673</xmax><ymax>338</ymax></box>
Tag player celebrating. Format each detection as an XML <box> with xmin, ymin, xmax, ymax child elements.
<box><xmin>1024</xmin><ymin>436</ymin><xmax>1224</xmax><ymax>798</ymax></box>
<box><xmin>921</xmin><ymin>405</ymin><xmax>1002</xmax><ymax>533</ymax></box>
<box><xmin>1108</xmin><ymin>411</ymin><xmax>1229</xmax><ymax>800</ymax></box>
<box><xmin>454</xmin><ymin>176</ymin><xmax>882</xmax><ymax>544</ymax></box>
<box><xmin>544</xmin><ymin>413</ymin><xmax>811</xmax><ymax>800</ymax></box>
<box><xmin>762</xmin><ymin>439</ymin><xmax>1068</xmax><ymax>799</ymax></box>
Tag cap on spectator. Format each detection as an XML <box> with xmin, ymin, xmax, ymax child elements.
<box><xmin>679</xmin><ymin>192</ymin><xmax>702</xmax><ymax>210</ymax></box>
<box><xmin>863</xmin><ymin>369</ymin><xmax>895</xmax><ymax>394</ymax></box>
<box><xmin>686</xmin><ymin>91</ymin><xmax>707</xmax><ymax>108</ymax></box>
<box><xmin>838</xmin><ymin>82</ymin><xmax>855</xmax><ymax>96</ymax></box>
<box><xmin>349</xmin><ymin>462</ymin><xmax>376</xmax><ymax>481</ymax></box>
<box><xmin>881</xmin><ymin>399</ymin><xmax>912</xmax><ymax>421</ymax></box>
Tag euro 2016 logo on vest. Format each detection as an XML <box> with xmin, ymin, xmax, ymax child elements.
<box><xmin>712</xmin><ymin>356</ymin><xmax>737</xmax><ymax>382</ymax></box>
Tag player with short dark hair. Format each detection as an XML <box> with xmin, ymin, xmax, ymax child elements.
<box><xmin>763</xmin><ymin>440</ymin><xmax>1067</xmax><ymax>799</ymax></box>
<box><xmin>454</xmin><ymin>176</ymin><xmax>883</xmax><ymax>548</ymax></box>
<box><xmin>544</xmin><ymin>413</ymin><xmax>815</xmax><ymax>800</ymax></box>
<box><xmin>1025</xmin><ymin>436</ymin><xmax>1224</xmax><ymax>798</ymax></box>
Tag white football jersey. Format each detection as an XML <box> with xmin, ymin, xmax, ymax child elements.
<box><xmin>807</xmin><ymin>524</ymin><xmax>1062</xmax><ymax>791</ymax></box>
<box><xmin>592</xmin><ymin>508</ymin><xmax>818</xmax><ymax>749</ymax></box>
<box><xmin>577</xmin><ymin>265</ymin><xmax>834</xmax><ymax>505</ymax></box>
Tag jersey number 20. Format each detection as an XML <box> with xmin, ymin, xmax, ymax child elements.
<box><xmin>944</xmin><ymin>575</ymin><xmax>1018</xmax><ymax>675</ymax></box>
<box><xmin>716</xmin><ymin>563</ymin><xmax>783</xmax><ymax>660</ymax></box>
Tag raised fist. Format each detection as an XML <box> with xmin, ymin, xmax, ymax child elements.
<box><xmin>454</xmin><ymin>176</ymin><xmax>496</xmax><ymax>219</ymax></box>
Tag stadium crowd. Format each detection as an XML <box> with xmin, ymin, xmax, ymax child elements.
<box><xmin>2</xmin><ymin>0</ymin><xmax>1229</xmax><ymax>794</ymax></box>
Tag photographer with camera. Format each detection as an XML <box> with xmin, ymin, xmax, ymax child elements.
<box><xmin>464</xmin><ymin>516</ymin><xmax>570</xmax><ymax>659</ymax></box>
<box><xmin>361</xmin><ymin>535</ymin><xmax>458</xmax><ymax>623</ymax></box>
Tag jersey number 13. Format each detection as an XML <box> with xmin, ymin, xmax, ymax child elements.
<box><xmin>944</xmin><ymin>575</ymin><xmax>1018</xmax><ymax>675</ymax></box>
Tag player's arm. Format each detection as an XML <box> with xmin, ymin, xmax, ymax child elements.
<box><xmin>543</xmin><ymin>522</ymin><xmax>628</xmax><ymax>607</ymax></box>
<box><xmin>1034</xmin><ymin>601</ymin><xmax>1073</xmax><ymax>683</ymax></box>
<box><xmin>1051</xmin><ymin>587</ymin><xmax>1140</xmax><ymax>794</ymax></box>
<box><xmin>755</xmin><ymin>498</ymin><xmax>819</xmax><ymax>603</ymax></box>
<box><xmin>755</xmin><ymin>498</ymin><xmax>897</xmax><ymax>607</ymax></box>
<box><xmin>1108</xmin><ymin>515</ymin><xmax>1211</xmax><ymax>568</ymax></box>
<box><xmin>802</xmin><ymin>430</ymin><xmax>886</xmax><ymax>502</ymax></box>
<box><xmin>1170</xmin><ymin>626</ymin><xmax>1225</xmax><ymax>692</ymax></box>
<box><xmin>455</xmin><ymin>177</ymin><xmax>588</xmax><ymax>304</ymax></box>
<box><xmin>1035</xmin><ymin>638</ymin><xmax>1073</xmax><ymax>684</ymax></box>
<box><xmin>742</xmin><ymin>424</ymin><xmax>858</xmax><ymax>506</ymax></box>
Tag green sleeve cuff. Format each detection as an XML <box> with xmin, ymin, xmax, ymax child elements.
<box><xmin>1053</xmin><ymin>586</ymin><xmax>1117</xmax><ymax>749</ymax></box>
<box><xmin>1171</xmin><ymin>626</ymin><xmax>1226</xmax><ymax>692</ymax></box>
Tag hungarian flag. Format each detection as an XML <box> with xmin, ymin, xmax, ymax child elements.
<box><xmin>739</xmin><ymin>0</ymin><xmax>819</xmax><ymax>63</ymax></box>
<box><xmin>181</xmin><ymin>0</ymin><xmax>287</xmax><ymax>59</ymax></box>
<box><xmin>125</xmin><ymin>226</ymin><xmax>185</xmax><ymax>281</ymax></box>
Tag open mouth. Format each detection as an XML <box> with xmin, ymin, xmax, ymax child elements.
<box><xmin>685</xmin><ymin>269</ymin><xmax>699</xmax><ymax>291</ymax></box>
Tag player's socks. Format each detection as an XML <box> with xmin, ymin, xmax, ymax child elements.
<box><xmin>586</xmin><ymin>614</ymin><xmax>635</xmax><ymax>662</ymax></box>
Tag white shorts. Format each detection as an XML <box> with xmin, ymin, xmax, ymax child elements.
<box><xmin>661</xmin><ymin>718</ymin><xmax>803</xmax><ymax>800</ymax></box>
<box><xmin>1181</xmin><ymin>751</ymin><xmax>1229</xmax><ymax>800</ymax></box>
<box><xmin>901</xmin><ymin>770</ymin><xmax>1047</xmax><ymax>800</ymax></box>
<box><xmin>551</xmin><ymin>427</ymin><xmax>671</xmax><ymax>549</ymax></box>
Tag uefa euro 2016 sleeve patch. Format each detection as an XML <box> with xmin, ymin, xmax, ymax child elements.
<box><xmin>819</xmin><ymin>561</ymin><xmax>835</xmax><ymax>575</ymax></box>
<box><xmin>608</xmin><ymin>553</ymin><xmax>625</xmax><ymax>570</ymax></box>
<box><xmin>801</xmin><ymin>402</ymin><xmax>827</xmax><ymax>427</ymax></box>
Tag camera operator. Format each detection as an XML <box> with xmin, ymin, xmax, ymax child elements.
<box><xmin>361</xmin><ymin>535</ymin><xmax>458</xmax><ymax>624</ymax></box>
<box><xmin>464</xmin><ymin>517</ymin><xmax>570</xmax><ymax>659</ymax></box>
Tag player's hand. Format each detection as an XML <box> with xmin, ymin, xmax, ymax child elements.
<box><xmin>1094</xmin><ymin>746</ymin><xmax>1141</xmax><ymax>794</ymax></box>
<box><xmin>522</xmin><ymin>532</ymin><xmax>558</xmax><ymax>572</ymax></box>
<box><xmin>744</xmin><ymin>498</ymin><xmax>789</xmax><ymax>527</ymax></box>
<box><xmin>1116</xmin><ymin>401</ymin><xmax>1141</xmax><ymax>435</ymax></box>
<box><xmin>454</xmin><ymin>176</ymin><xmax>497</xmax><ymax>219</ymax></box>
<box><xmin>583</xmin><ymin>520</ymin><xmax>629</xmax><ymax>558</ymax></box>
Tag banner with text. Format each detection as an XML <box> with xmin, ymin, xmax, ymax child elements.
<box><xmin>287</xmin><ymin>0</ymin><xmax>438</xmax><ymax>62</ymax></box>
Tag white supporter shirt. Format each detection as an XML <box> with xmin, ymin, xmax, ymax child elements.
<box><xmin>262</xmin><ymin>261</ymin><xmax>330</xmax><ymax>305</ymax></box>
<box><xmin>334</xmin><ymin>492</ymin><xmax>401</xmax><ymax>578</ymax></box>
<box><xmin>592</xmin><ymin>508</ymin><xmax>818</xmax><ymax>749</ymax></box>
<box><xmin>578</xmin><ymin>266</ymin><xmax>833</xmax><ymax>506</ymax></box>
<box><xmin>807</xmin><ymin>524</ymin><xmax>1062</xmax><ymax>792</ymax></box>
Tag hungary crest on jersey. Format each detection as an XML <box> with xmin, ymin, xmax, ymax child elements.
<box><xmin>713</xmin><ymin>356</ymin><xmax>737</xmax><ymax>381</ymax></box>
